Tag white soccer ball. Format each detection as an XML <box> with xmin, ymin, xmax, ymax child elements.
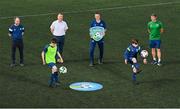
<box><xmin>141</xmin><ymin>50</ymin><xmax>148</xmax><ymax>58</ymax></box>
<box><xmin>95</xmin><ymin>32</ymin><xmax>100</xmax><ymax>37</ymax></box>
<box><xmin>59</xmin><ymin>66</ymin><xmax>67</xmax><ymax>74</ymax></box>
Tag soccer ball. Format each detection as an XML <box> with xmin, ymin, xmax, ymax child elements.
<box><xmin>59</xmin><ymin>66</ymin><xmax>67</xmax><ymax>74</ymax></box>
<box><xmin>141</xmin><ymin>50</ymin><xmax>148</xmax><ymax>58</ymax></box>
<box><xmin>95</xmin><ymin>32</ymin><xmax>100</xmax><ymax>37</ymax></box>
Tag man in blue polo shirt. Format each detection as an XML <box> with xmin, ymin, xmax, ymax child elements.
<box><xmin>89</xmin><ymin>12</ymin><xmax>107</xmax><ymax>66</ymax></box>
<box><xmin>8</xmin><ymin>17</ymin><xmax>25</xmax><ymax>67</ymax></box>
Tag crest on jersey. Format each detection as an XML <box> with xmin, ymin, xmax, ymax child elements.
<box><xmin>89</xmin><ymin>26</ymin><xmax>105</xmax><ymax>41</ymax></box>
<box><xmin>156</xmin><ymin>24</ymin><xmax>159</xmax><ymax>27</ymax></box>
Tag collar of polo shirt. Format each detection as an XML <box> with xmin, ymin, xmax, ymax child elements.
<box><xmin>58</xmin><ymin>20</ymin><xmax>63</xmax><ymax>23</ymax></box>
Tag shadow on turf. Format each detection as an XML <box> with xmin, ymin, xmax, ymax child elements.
<box><xmin>1</xmin><ymin>69</ymin><xmax>76</xmax><ymax>90</ymax></box>
<box><xmin>0</xmin><ymin>71</ymin><xmax>48</xmax><ymax>88</ymax></box>
<box><xmin>103</xmin><ymin>60</ymin><xmax>123</xmax><ymax>64</ymax></box>
<box><xmin>139</xmin><ymin>78</ymin><xmax>180</xmax><ymax>85</ymax></box>
<box><xmin>63</xmin><ymin>58</ymin><xmax>89</xmax><ymax>63</ymax></box>
<box><xmin>64</xmin><ymin>58</ymin><xmax>123</xmax><ymax>64</ymax></box>
<box><xmin>163</xmin><ymin>60</ymin><xmax>180</xmax><ymax>65</ymax></box>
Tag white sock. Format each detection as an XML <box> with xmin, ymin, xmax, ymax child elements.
<box><xmin>153</xmin><ymin>58</ymin><xmax>156</xmax><ymax>61</ymax></box>
<box><xmin>158</xmin><ymin>59</ymin><xmax>161</xmax><ymax>62</ymax></box>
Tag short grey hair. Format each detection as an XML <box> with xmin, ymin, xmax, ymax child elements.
<box><xmin>14</xmin><ymin>16</ymin><xmax>20</xmax><ymax>21</ymax></box>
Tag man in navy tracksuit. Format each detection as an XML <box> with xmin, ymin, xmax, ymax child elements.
<box><xmin>8</xmin><ymin>17</ymin><xmax>25</xmax><ymax>67</ymax></box>
<box><xmin>89</xmin><ymin>12</ymin><xmax>106</xmax><ymax>66</ymax></box>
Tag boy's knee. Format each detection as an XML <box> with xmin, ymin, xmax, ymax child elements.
<box><xmin>152</xmin><ymin>48</ymin><xmax>156</xmax><ymax>52</ymax></box>
<box><xmin>132</xmin><ymin>65</ymin><xmax>138</xmax><ymax>73</ymax></box>
<box><xmin>52</xmin><ymin>66</ymin><xmax>58</xmax><ymax>73</ymax></box>
<box><xmin>132</xmin><ymin>58</ymin><xmax>137</xmax><ymax>63</ymax></box>
<box><xmin>133</xmin><ymin>67</ymin><xmax>137</xmax><ymax>73</ymax></box>
<box><xmin>157</xmin><ymin>49</ymin><xmax>161</xmax><ymax>52</ymax></box>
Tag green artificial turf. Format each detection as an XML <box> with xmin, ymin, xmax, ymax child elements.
<box><xmin>0</xmin><ymin>0</ymin><xmax>180</xmax><ymax>107</ymax></box>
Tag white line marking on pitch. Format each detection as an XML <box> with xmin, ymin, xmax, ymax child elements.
<box><xmin>0</xmin><ymin>1</ymin><xmax>180</xmax><ymax>19</ymax></box>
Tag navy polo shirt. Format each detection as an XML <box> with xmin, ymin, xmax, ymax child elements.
<box><xmin>90</xmin><ymin>19</ymin><xmax>106</xmax><ymax>29</ymax></box>
<box><xmin>9</xmin><ymin>24</ymin><xmax>25</xmax><ymax>40</ymax></box>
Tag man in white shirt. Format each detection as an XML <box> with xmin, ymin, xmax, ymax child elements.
<box><xmin>50</xmin><ymin>13</ymin><xmax>68</xmax><ymax>55</ymax></box>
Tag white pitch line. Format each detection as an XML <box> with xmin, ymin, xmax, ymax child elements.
<box><xmin>0</xmin><ymin>1</ymin><xmax>180</xmax><ymax>20</ymax></box>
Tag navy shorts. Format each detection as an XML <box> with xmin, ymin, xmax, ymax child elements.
<box><xmin>127</xmin><ymin>57</ymin><xmax>136</xmax><ymax>65</ymax></box>
<box><xmin>149</xmin><ymin>40</ymin><xmax>161</xmax><ymax>49</ymax></box>
<box><xmin>47</xmin><ymin>62</ymin><xmax>56</xmax><ymax>68</ymax></box>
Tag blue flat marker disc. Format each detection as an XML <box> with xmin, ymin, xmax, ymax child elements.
<box><xmin>69</xmin><ymin>82</ymin><xmax>103</xmax><ymax>91</ymax></box>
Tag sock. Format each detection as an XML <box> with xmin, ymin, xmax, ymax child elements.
<box><xmin>49</xmin><ymin>73</ymin><xmax>55</xmax><ymax>85</ymax></box>
<box><xmin>54</xmin><ymin>72</ymin><xmax>59</xmax><ymax>82</ymax></box>
<box><xmin>153</xmin><ymin>58</ymin><xmax>157</xmax><ymax>61</ymax></box>
<box><xmin>158</xmin><ymin>59</ymin><xmax>161</xmax><ymax>62</ymax></box>
<box><xmin>134</xmin><ymin>63</ymin><xmax>140</xmax><ymax>69</ymax></box>
<box><xmin>132</xmin><ymin>73</ymin><xmax>136</xmax><ymax>81</ymax></box>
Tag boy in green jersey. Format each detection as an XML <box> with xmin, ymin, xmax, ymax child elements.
<box><xmin>41</xmin><ymin>38</ymin><xmax>63</xmax><ymax>87</ymax></box>
<box><xmin>148</xmin><ymin>14</ymin><xmax>164</xmax><ymax>66</ymax></box>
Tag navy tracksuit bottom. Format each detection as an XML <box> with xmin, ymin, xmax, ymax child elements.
<box><xmin>11</xmin><ymin>39</ymin><xmax>24</xmax><ymax>64</ymax></box>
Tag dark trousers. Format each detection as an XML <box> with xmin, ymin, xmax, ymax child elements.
<box><xmin>11</xmin><ymin>40</ymin><xmax>24</xmax><ymax>64</ymax></box>
<box><xmin>54</xmin><ymin>35</ymin><xmax>65</xmax><ymax>55</ymax></box>
<box><xmin>89</xmin><ymin>38</ymin><xmax>104</xmax><ymax>63</ymax></box>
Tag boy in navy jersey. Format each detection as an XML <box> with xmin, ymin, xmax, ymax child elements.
<box><xmin>8</xmin><ymin>17</ymin><xmax>25</xmax><ymax>67</ymax></box>
<box><xmin>124</xmin><ymin>39</ymin><xmax>147</xmax><ymax>84</ymax></box>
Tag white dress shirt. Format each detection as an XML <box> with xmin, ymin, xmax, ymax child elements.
<box><xmin>50</xmin><ymin>20</ymin><xmax>68</xmax><ymax>36</ymax></box>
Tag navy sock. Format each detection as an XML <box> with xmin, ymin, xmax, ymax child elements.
<box><xmin>49</xmin><ymin>73</ymin><xmax>55</xmax><ymax>85</ymax></box>
<box><xmin>54</xmin><ymin>72</ymin><xmax>59</xmax><ymax>82</ymax></box>
<box><xmin>134</xmin><ymin>63</ymin><xmax>140</xmax><ymax>69</ymax></box>
<box><xmin>132</xmin><ymin>73</ymin><xmax>136</xmax><ymax>81</ymax></box>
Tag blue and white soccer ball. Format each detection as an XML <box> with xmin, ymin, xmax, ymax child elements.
<box><xmin>141</xmin><ymin>50</ymin><xmax>148</xmax><ymax>58</ymax></box>
<box><xmin>59</xmin><ymin>66</ymin><xmax>67</xmax><ymax>74</ymax></box>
